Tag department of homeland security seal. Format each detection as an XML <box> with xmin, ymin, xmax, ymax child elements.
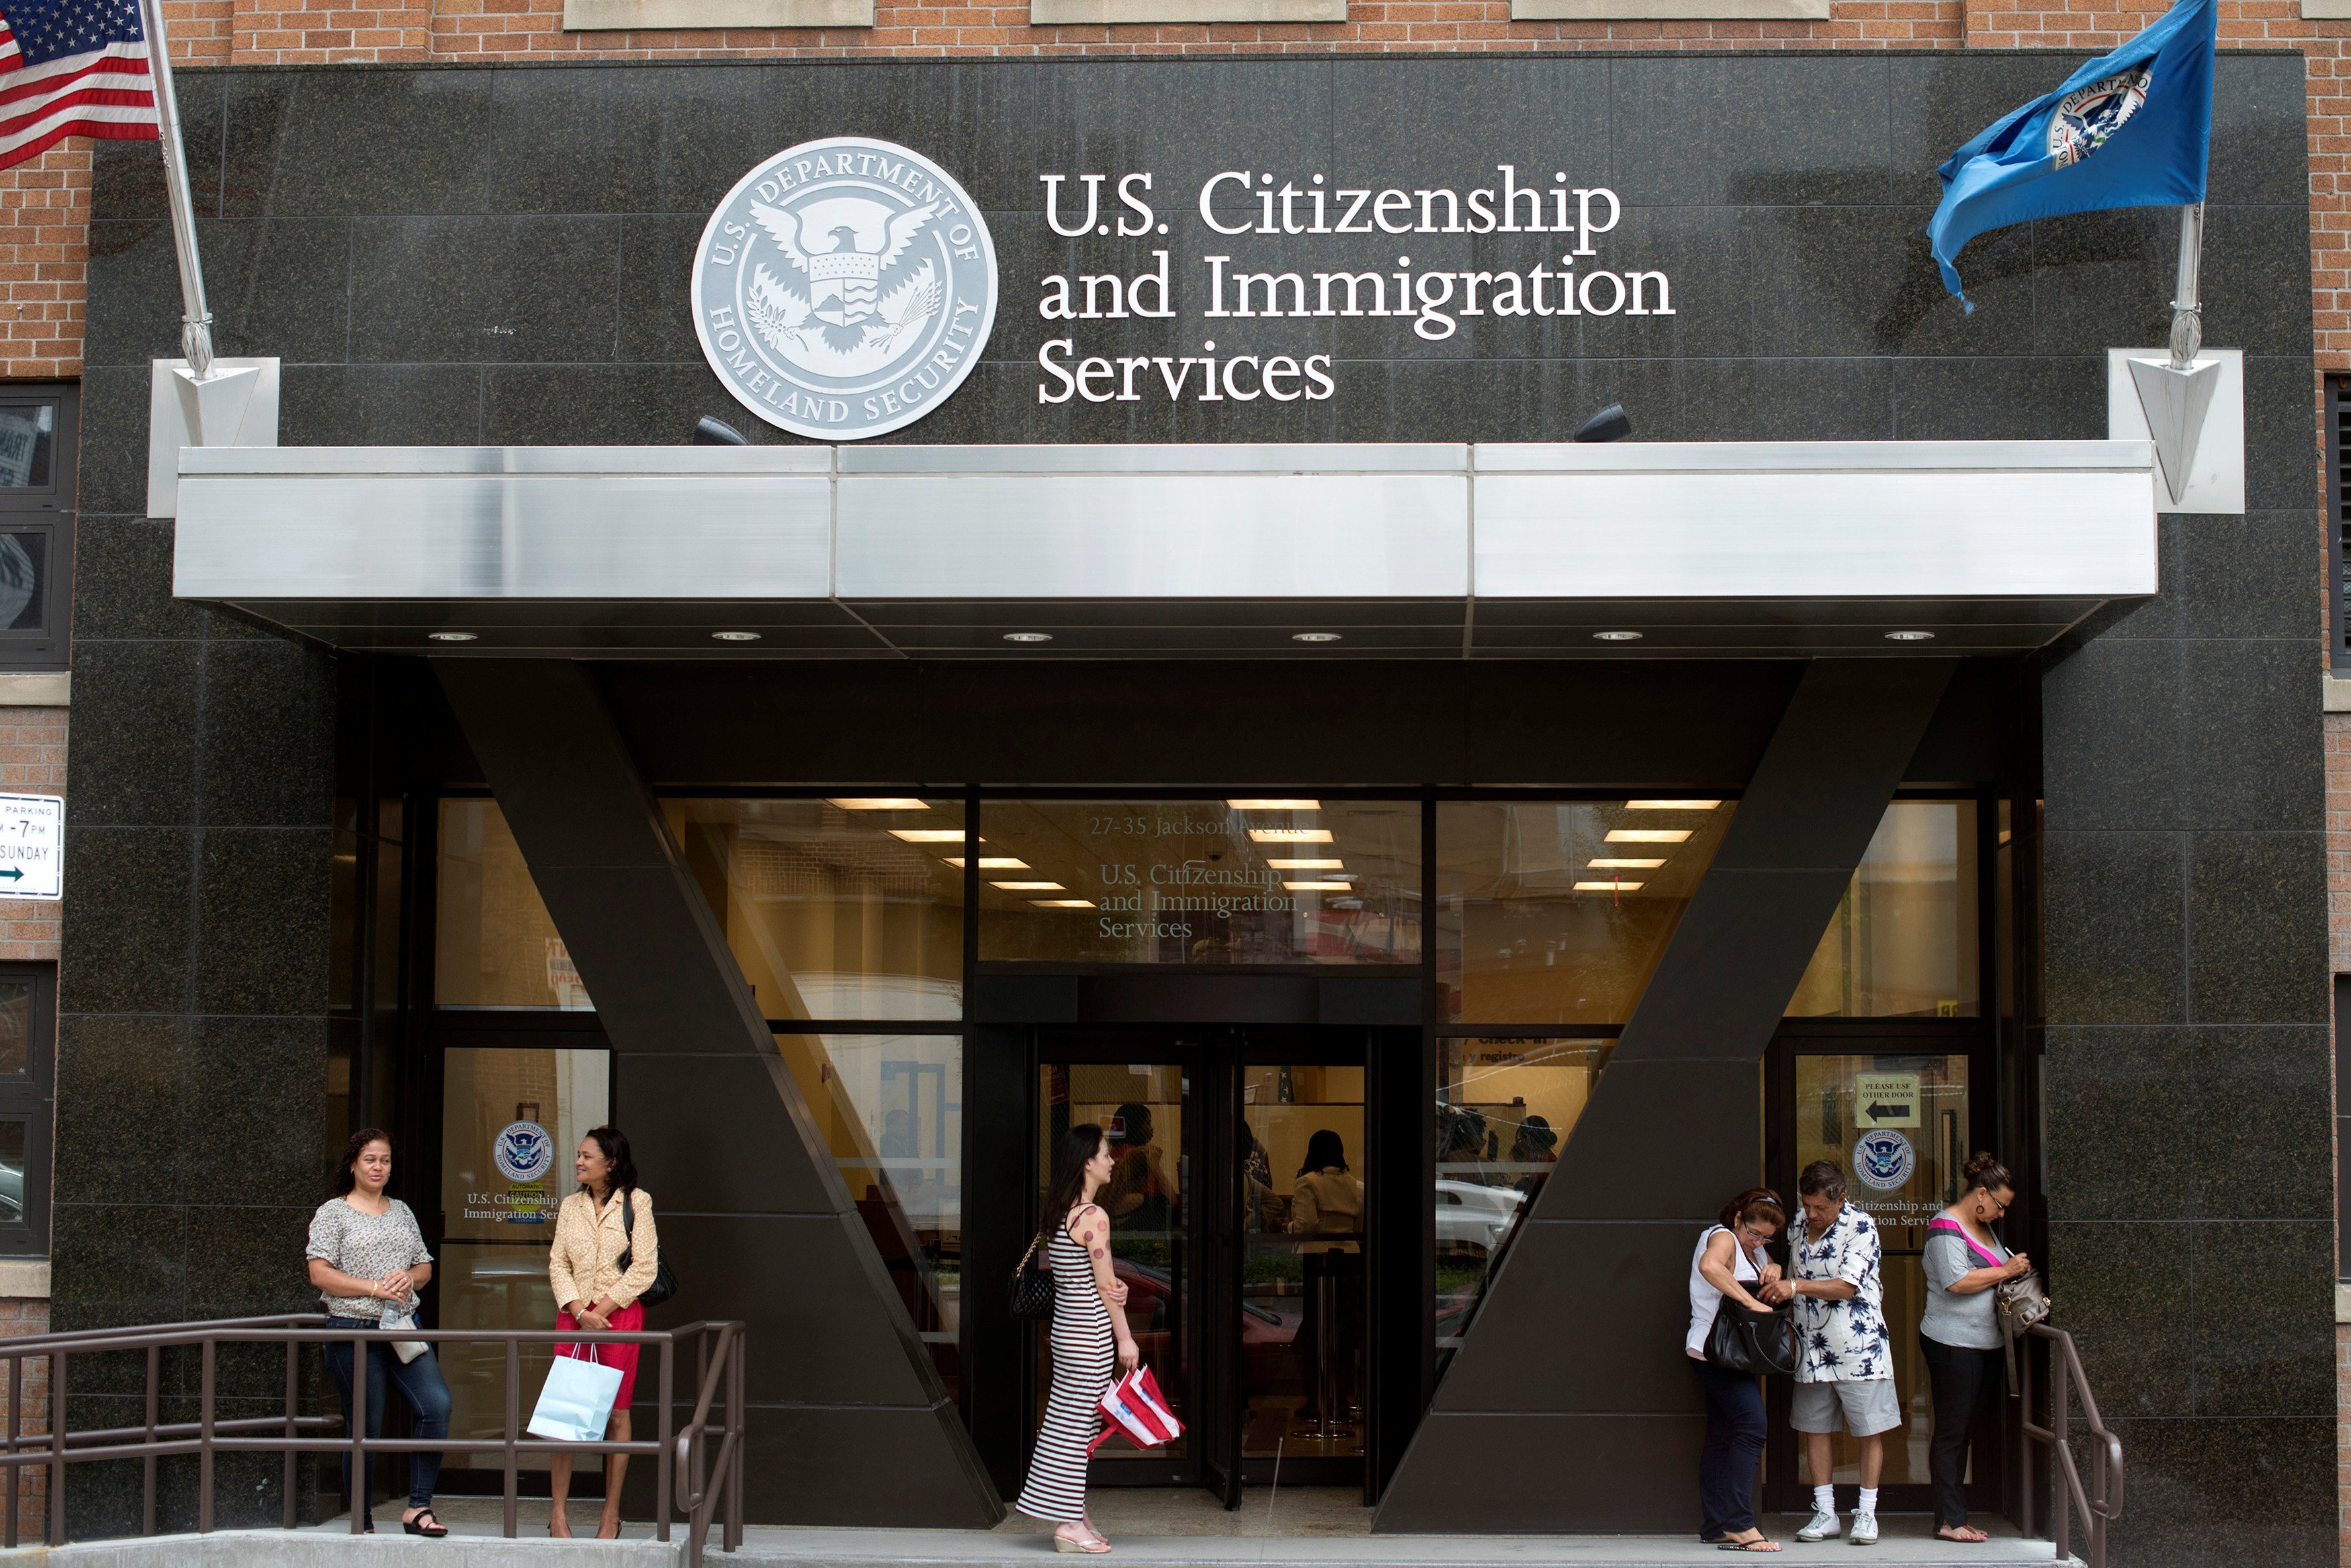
<box><xmin>2047</xmin><ymin>67</ymin><xmax>2152</xmax><ymax>169</ymax></box>
<box><xmin>693</xmin><ymin>137</ymin><xmax>999</xmax><ymax>441</ymax></box>
<box><xmin>492</xmin><ymin>1120</ymin><xmax>553</xmax><ymax>1184</ymax></box>
<box><xmin>1852</xmin><ymin>1129</ymin><xmax>1916</xmax><ymax>1193</ymax></box>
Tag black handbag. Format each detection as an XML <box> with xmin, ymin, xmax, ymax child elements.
<box><xmin>1009</xmin><ymin>1229</ymin><xmax>1055</xmax><ymax>1320</ymax></box>
<box><xmin>1705</xmin><ymin>1299</ymin><xmax>1797</xmax><ymax>1378</ymax></box>
<box><xmin>617</xmin><ymin>1189</ymin><xmax>678</xmax><ymax>1310</ymax></box>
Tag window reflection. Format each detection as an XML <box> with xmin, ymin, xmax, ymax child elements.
<box><xmin>435</xmin><ymin>800</ymin><xmax>588</xmax><ymax>1010</ymax></box>
<box><xmin>1433</xmin><ymin>1037</ymin><xmax>1610</xmax><ymax>1363</ymax></box>
<box><xmin>781</xmin><ymin>1031</ymin><xmax>963</xmax><ymax>1399</ymax></box>
<box><xmin>1788</xmin><ymin>802</ymin><xmax>1979</xmax><ymax>1019</ymax></box>
<box><xmin>979</xmin><ymin>800</ymin><xmax>1420</xmax><ymax>966</ymax></box>
<box><xmin>666</xmin><ymin>799</ymin><xmax>965</xmax><ymax>1021</ymax></box>
<box><xmin>1438</xmin><ymin>801</ymin><xmax>1734</xmax><ymax>1024</ymax></box>
<box><xmin>0</xmin><ymin>406</ymin><xmax>52</xmax><ymax>488</ymax></box>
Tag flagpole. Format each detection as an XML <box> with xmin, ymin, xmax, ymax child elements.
<box><xmin>2169</xmin><ymin>201</ymin><xmax>2204</xmax><ymax>371</ymax></box>
<box><xmin>131</xmin><ymin>0</ymin><xmax>215</xmax><ymax>380</ymax></box>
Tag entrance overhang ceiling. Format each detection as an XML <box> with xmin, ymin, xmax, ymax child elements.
<box><xmin>171</xmin><ymin>441</ymin><xmax>2158</xmax><ymax>658</ymax></box>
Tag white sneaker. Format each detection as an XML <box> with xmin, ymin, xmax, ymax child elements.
<box><xmin>1796</xmin><ymin>1511</ymin><xmax>1841</xmax><ymax>1541</ymax></box>
<box><xmin>1849</xmin><ymin>1514</ymin><xmax>1879</xmax><ymax>1547</ymax></box>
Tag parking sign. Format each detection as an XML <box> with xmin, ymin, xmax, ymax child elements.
<box><xmin>0</xmin><ymin>795</ymin><xmax>62</xmax><ymax>901</ymax></box>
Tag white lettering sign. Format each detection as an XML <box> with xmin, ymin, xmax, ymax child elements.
<box><xmin>0</xmin><ymin>795</ymin><xmax>62</xmax><ymax>901</ymax></box>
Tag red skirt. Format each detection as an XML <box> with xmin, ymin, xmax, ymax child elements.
<box><xmin>556</xmin><ymin>1299</ymin><xmax>645</xmax><ymax>1410</ymax></box>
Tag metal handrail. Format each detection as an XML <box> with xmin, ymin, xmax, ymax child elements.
<box><xmin>0</xmin><ymin>1314</ymin><xmax>745</xmax><ymax>1566</ymax></box>
<box><xmin>2014</xmin><ymin>1322</ymin><xmax>2125</xmax><ymax>1568</ymax></box>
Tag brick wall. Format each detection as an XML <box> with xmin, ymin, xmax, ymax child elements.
<box><xmin>0</xmin><ymin>1296</ymin><xmax>48</xmax><ymax>1543</ymax></box>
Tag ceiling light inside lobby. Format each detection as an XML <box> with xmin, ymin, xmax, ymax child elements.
<box><xmin>944</xmin><ymin>857</ymin><xmax>1028</xmax><ymax>870</ymax></box>
<box><xmin>991</xmin><ymin>880</ymin><xmax>1065</xmax><ymax>891</ymax></box>
<box><xmin>890</xmin><ymin>829</ymin><xmax>971</xmax><ymax>843</ymax></box>
<box><xmin>1229</xmin><ymin>799</ymin><xmax>1320</xmax><ymax>810</ymax></box>
<box><xmin>831</xmin><ymin>798</ymin><xmax>927</xmax><ymax>810</ymax></box>
<box><xmin>1607</xmin><ymin>829</ymin><xmax>1691</xmax><ymax>843</ymax></box>
<box><xmin>1625</xmin><ymin>800</ymin><xmax>1720</xmax><ymax>811</ymax></box>
<box><xmin>1032</xmin><ymin>899</ymin><xmax>1097</xmax><ymax>909</ymax></box>
<box><xmin>1250</xmin><ymin>828</ymin><xmax>1335</xmax><ymax>843</ymax></box>
<box><xmin>1576</xmin><ymin>880</ymin><xmax>1644</xmax><ymax>892</ymax></box>
<box><xmin>1269</xmin><ymin>858</ymin><xmax>1343</xmax><ymax>870</ymax></box>
<box><xmin>1589</xmin><ymin>858</ymin><xmax>1666</xmax><ymax>869</ymax></box>
<box><xmin>1285</xmin><ymin>880</ymin><xmax>1353</xmax><ymax>891</ymax></box>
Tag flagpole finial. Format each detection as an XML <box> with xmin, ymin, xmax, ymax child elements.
<box><xmin>2168</xmin><ymin>201</ymin><xmax>2204</xmax><ymax>371</ymax></box>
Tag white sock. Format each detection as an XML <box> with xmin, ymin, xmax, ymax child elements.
<box><xmin>1814</xmin><ymin>1485</ymin><xmax>1835</xmax><ymax>1517</ymax></box>
<box><xmin>1859</xmin><ymin>1488</ymin><xmax>1879</xmax><ymax>1518</ymax></box>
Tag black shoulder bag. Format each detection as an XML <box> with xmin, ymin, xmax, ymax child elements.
<box><xmin>617</xmin><ymin>1189</ymin><xmax>679</xmax><ymax>1310</ymax></box>
<box><xmin>1009</xmin><ymin>1229</ymin><xmax>1055</xmax><ymax>1320</ymax></box>
<box><xmin>1705</xmin><ymin>1299</ymin><xmax>1798</xmax><ymax>1378</ymax></box>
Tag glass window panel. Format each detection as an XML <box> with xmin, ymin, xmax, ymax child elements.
<box><xmin>783</xmin><ymin>1031</ymin><xmax>963</xmax><ymax>1397</ymax></box>
<box><xmin>0</xmin><ymin>980</ymin><xmax>32</xmax><ymax>1076</ymax></box>
<box><xmin>0</xmin><ymin>535</ymin><xmax>43</xmax><ymax>631</ymax></box>
<box><xmin>437</xmin><ymin>1046</ymin><xmax>611</xmax><ymax>1471</ymax></box>
<box><xmin>1788</xmin><ymin>802</ymin><xmax>1980</xmax><ymax>1019</ymax></box>
<box><xmin>1433</xmin><ymin>1038</ymin><xmax>1610</xmax><ymax>1368</ymax></box>
<box><xmin>979</xmin><ymin>800</ymin><xmax>1420</xmax><ymax>966</ymax></box>
<box><xmin>435</xmin><ymin>800</ymin><xmax>588</xmax><ymax>1011</ymax></box>
<box><xmin>664</xmin><ymin>799</ymin><xmax>965</xmax><ymax>1021</ymax></box>
<box><xmin>1439</xmin><ymin>800</ymin><xmax>1734</xmax><ymax>1024</ymax></box>
<box><xmin>0</xmin><ymin>406</ymin><xmax>53</xmax><ymax>488</ymax></box>
<box><xmin>1791</xmin><ymin>1052</ymin><xmax>1973</xmax><ymax>1488</ymax></box>
<box><xmin>1241</xmin><ymin>1063</ymin><xmax>1365</xmax><ymax>1457</ymax></box>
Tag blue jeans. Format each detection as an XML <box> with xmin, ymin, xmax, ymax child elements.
<box><xmin>322</xmin><ymin>1318</ymin><xmax>451</xmax><ymax>1511</ymax></box>
<box><xmin>1690</xmin><ymin>1356</ymin><xmax>1767</xmax><ymax>1539</ymax></box>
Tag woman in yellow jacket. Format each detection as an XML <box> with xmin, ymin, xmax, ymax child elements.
<box><xmin>546</xmin><ymin>1125</ymin><xmax>660</xmax><ymax>1540</ymax></box>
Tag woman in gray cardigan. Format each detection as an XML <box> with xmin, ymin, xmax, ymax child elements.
<box><xmin>1919</xmin><ymin>1152</ymin><xmax>2033</xmax><ymax>1543</ymax></box>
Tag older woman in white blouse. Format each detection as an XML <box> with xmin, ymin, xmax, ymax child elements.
<box><xmin>545</xmin><ymin>1125</ymin><xmax>660</xmax><ymax>1540</ymax></box>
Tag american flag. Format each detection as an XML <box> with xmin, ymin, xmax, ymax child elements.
<box><xmin>0</xmin><ymin>0</ymin><xmax>157</xmax><ymax>175</ymax></box>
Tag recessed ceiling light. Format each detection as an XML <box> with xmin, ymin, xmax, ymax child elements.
<box><xmin>944</xmin><ymin>857</ymin><xmax>1028</xmax><ymax>870</ymax></box>
<box><xmin>1284</xmin><ymin>880</ymin><xmax>1354</xmax><ymax>891</ymax></box>
<box><xmin>1268</xmin><ymin>858</ymin><xmax>1344</xmax><ymax>870</ymax></box>
<box><xmin>1624</xmin><ymin>800</ymin><xmax>1721</xmax><ymax>811</ymax></box>
<box><xmin>713</xmin><ymin>631</ymin><xmax>762</xmax><ymax>642</ymax></box>
<box><xmin>991</xmin><ymin>880</ymin><xmax>1066</xmax><ymax>891</ymax></box>
<box><xmin>1886</xmin><ymin>630</ymin><xmax>1936</xmax><ymax>642</ymax></box>
<box><xmin>1292</xmin><ymin>632</ymin><xmax>1342</xmax><ymax>643</ymax></box>
<box><xmin>427</xmin><ymin>631</ymin><xmax>476</xmax><ymax>643</ymax></box>
<box><xmin>1593</xmin><ymin>631</ymin><xmax>1643</xmax><ymax>642</ymax></box>
<box><xmin>1589</xmin><ymin>858</ymin><xmax>1666</xmax><ymax>870</ymax></box>
<box><xmin>829</xmin><ymin>798</ymin><xmax>927</xmax><ymax>811</ymax></box>
<box><xmin>1606</xmin><ymin>829</ymin><xmax>1693</xmax><ymax>843</ymax></box>
<box><xmin>1228</xmin><ymin>798</ymin><xmax>1321</xmax><ymax>811</ymax></box>
<box><xmin>1249</xmin><ymin>828</ymin><xmax>1335</xmax><ymax>843</ymax></box>
<box><xmin>1031</xmin><ymin>898</ymin><xmax>1097</xmax><ymax>909</ymax></box>
<box><xmin>889</xmin><ymin>829</ymin><xmax>971</xmax><ymax>843</ymax></box>
<box><xmin>1574</xmin><ymin>879</ymin><xmax>1645</xmax><ymax>892</ymax></box>
<box><xmin>1004</xmin><ymin>632</ymin><xmax>1053</xmax><ymax>643</ymax></box>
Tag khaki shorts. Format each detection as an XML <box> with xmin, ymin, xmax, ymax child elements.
<box><xmin>1791</xmin><ymin>1377</ymin><xmax>1902</xmax><ymax>1437</ymax></box>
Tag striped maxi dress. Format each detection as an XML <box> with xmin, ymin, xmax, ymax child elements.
<box><xmin>1016</xmin><ymin>1210</ymin><xmax>1117</xmax><ymax>1522</ymax></box>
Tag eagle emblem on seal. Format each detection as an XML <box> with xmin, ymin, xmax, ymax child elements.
<box><xmin>2047</xmin><ymin>67</ymin><xmax>2152</xmax><ymax>169</ymax></box>
<box><xmin>744</xmin><ymin>194</ymin><xmax>944</xmax><ymax>375</ymax></box>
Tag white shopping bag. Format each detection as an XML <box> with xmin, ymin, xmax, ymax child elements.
<box><xmin>527</xmin><ymin>1344</ymin><xmax>623</xmax><ymax>1442</ymax></box>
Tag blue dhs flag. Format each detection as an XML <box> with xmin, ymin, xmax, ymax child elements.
<box><xmin>1928</xmin><ymin>0</ymin><xmax>2215</xmax><ymax>308</ymax></box>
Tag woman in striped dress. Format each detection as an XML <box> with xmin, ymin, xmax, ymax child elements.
<box><xmin>1016</xmin><ymin>1123</ymin><xmax>1140</xmax><ymax>1553</ymax></box>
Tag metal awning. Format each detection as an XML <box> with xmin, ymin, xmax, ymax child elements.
<box><xmin>171</xmin><ymin>440</ymin><xmax>2158</xmax><ymax>657</ymax></box>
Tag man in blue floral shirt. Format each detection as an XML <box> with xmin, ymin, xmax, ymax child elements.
<box><xmin>1766</xmin><ymin>1160</ymin><xmax>1897</xmax><ymax>1545</ymax></box>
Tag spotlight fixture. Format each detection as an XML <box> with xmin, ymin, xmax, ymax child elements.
<box><xmin>1886</xmin><ymin>630</ymin><xmax>1937</xmax><ymax>642</ymax></box>
<box><xmin>691</xmin><ymin>415</ymin><xmax>750</xmax><ymax>445</ymax></box>
<box><xmin>427</xmin><ymin>631</ymin><xmax>477</xmax><ymax>643</ymax></box>
<box><xmin>1572</xmin><ymin>402</ymin><xmax>1633</xmax><ymax>443</ymax></box>
<box><xmin>1004</xmin><ymin>632</ymin><xmax>1054</xmax><ymax>643</ymax></box>
<box><xmin>713</xmin><ymin>631</ymin><xmax>762</xmax><ymax>642</ymax></box>
<box><xmin>1292</xmin><ymin>632</ymin><xmax>1342</xmax><ymax>643</ymax></box>
<box><xmin>1593</xmin><ymin>631</ymin><xmax>1643</xmax><ymax>643</ymax></box>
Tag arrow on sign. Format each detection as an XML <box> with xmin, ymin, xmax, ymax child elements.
<box><xmin>1865</xmin><ymin>1101</ymin><xmax>1911</xmax><ymax>1121</ymax></box>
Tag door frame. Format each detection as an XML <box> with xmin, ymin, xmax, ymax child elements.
<box><xmin>998</xmin><ymin>1021</ymin><xmax>1381</xmax><ymax>1500</ymax></box>
<box><xmin>1761</xmin><ymin>1018</ymin><xmax>2000</xmax><ymax>1519</ymax></box>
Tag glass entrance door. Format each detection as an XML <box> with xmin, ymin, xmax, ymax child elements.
<box><xmin>1766</xmin><ymin>1037</ymin><xmax>2000</xmax><ymax>1518</ymax></box>
<box><xmin>1032</xmin><ymin>1029</ymin><xmax>1370</xmax><ymax>1504</ymax></box>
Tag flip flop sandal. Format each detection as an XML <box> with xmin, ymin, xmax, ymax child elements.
<box><xmin>403</xmin><ymin>1508</ymin><xmax>449</xmax><ymax>1538</ymax></box>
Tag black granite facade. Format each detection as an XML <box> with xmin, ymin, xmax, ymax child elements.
<box><xmin>62</xmin><ymin>48</ymin><xmax>2326</xmax><ymax>1559</ymax></box>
